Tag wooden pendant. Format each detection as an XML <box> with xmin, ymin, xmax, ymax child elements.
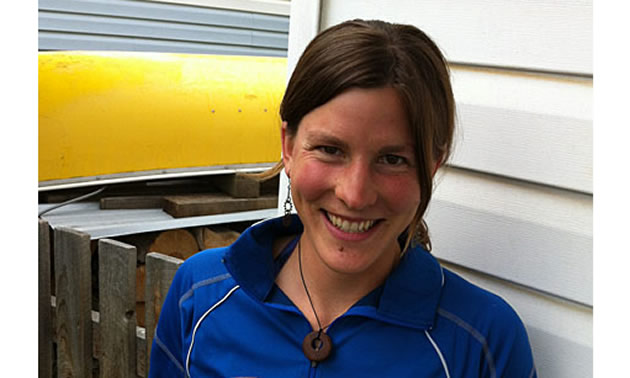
<box><xmin>302</xmin><ymin>331</ymin><xmax>333</xmax><ymax>362</ymax></box>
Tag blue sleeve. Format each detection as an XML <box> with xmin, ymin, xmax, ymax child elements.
<box><xmin>148</xmin><ymin>265</ymin><xmax>189</xmax><ymax>378</ymax></box>
<box><xmin>483</xmin><ymin>299</ymin><xmax>537</xmax><ymax>378</ymax></box>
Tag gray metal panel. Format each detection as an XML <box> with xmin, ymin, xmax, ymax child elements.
<box><xmin>38</xmin><ymin>0</ymin><xmax>289</xmax><ymax>56</ymax></box>
<box><xmin>38</xmin><ymin>202</ymin><xmax>278</xmax><ymax>239</ymax></box>
<box><xmin>39</xmin><ymin>32</ymin><xmax>286</xmax><ymax>56</ymax></box>
<box><xmin>39</xmin><ymin>0</ymin><xmax>289</xmax><ymax>32</ymax></box>
<box><xmin>39</xmin><ymin>12</ymin><xmax>288</xmax><ymax>49</ymax></box>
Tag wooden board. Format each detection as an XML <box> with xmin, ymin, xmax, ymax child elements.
<box><xmin>54</xmin><ymin>227</ymin><xmax>93</xmax><ymax>377</ymax></box>
<box><xmin>38</xmin><ymin>219</ymin><xmax>53</xmax><ymax>378</ymax></box>
<box><xmin>137</xmin><ymin>327</ymin><xmax>147</xmax><ymax>377</ymax></box>
<box><xmin>427</xmin><ymin>167</ymin><xmax>592</xmax><ymax>305</ymax></box>
<box><xmin>213</xmin><ymin>173</ymin><xmax>261</xmax><ymax>198</ymax></box>
<box><xmin>163</xmin><ymin>193</ymin><xmax>277</xmax><ymax>218</ymax></box>
<box><xmin>144</xmin><ymin>252</ymin><xmax>183</xmax><ymax>375</ymax></box>
<box><xmin>50</xmin><ymin>296</ymin><xmax>149</xmax><ymax>377</ymax></box>
<box><xmin>100</xmin><ymin>195</ymin><xmax>165</xmax><ymax>209</ymax></box>
<box><xmin>98</xmin><ymin>239</ymin><xmax>138</xmax><ymax>378</ymax></box>
<box><xmin>320</xmin><ymin>0</ymin><xmax>592</xmax><ymax>74</ymax></box>
<box><xmin>442</xmin><ymin>262</ymin><xmax>592</xmax><ymax>378</ymax></box>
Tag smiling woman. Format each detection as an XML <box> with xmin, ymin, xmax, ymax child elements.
<box><xmin>150</xmin><ymin>19</ymin><xmax>537</xmax><ymax>378</ymax></box>
<box><xmin>280</xmin><ymin>87</ymin><xmax>419</xmax><ymax>285</ymax></box>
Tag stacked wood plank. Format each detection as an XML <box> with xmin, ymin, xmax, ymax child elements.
<box><xmin>94</xmin><ymin>173</ymin><xmax>279</xmax><ymax>215</ymax></box>
<box><xmin>38</xmin><ymin>172</ymin><xmax>272</xmax><ymax>377</ymax></box>
<box><xmin>40</xmin><ymin>222</ymin><xmax>192</xmax><ymax>377</ymax></box>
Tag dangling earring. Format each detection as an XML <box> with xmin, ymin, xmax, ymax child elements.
<box><xmin>283</xmin><ymin>180</ymin><xmax>293</xmax><ymax>227</ymax></box>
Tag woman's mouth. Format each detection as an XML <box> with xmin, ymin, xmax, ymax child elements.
<box><xmin>325</xmin><ymin>211</ymin><xmax>378</xmax><ymax>233</ymax></box>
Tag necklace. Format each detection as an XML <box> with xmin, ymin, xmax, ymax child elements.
<box><xmin>298</xmin><ymin>240</ymin><xmax>333</xmax><ymax>363</ymax></box>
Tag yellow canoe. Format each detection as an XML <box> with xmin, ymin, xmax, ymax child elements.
<box><xmin>39</xmin><ymin>51</ymin><xmax>286</xmax><ymax>189</ymax></box>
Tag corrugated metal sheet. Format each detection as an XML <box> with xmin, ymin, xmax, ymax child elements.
<box><xmin>38</xmin><ymin>202</ymin><xmax>279</xmax><ymax>239</ymax></box>
<box><xmin>38</xmin><ymin>0</ymin><xmax>289</xmax><ymax>56</ymax></box>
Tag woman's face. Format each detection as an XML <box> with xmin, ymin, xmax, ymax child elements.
<box><xmin>282</xmin><ymin>87</ymin><xmax>420</xmax><ymax>278</ymax></box>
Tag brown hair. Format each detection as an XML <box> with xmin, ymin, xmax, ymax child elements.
<box><xmin>263</xmin><ymin>19</ymin><xmax>455</xmax><ymax>252</ymax></box>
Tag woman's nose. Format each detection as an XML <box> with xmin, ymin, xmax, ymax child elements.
<box><xmin>334</xmin><ymin>160</ymin><xmax>377</xmax><ymax>210</ymax></box>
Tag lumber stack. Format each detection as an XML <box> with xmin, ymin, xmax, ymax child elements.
<box><xmin>133</xmin><ymin>225</ymin><xmax>241</xmax><ymax>327</ymax></box>
<box><xmin>97</xmin><ymin>172</ymin><xmax>279</xmax><ymax>218</ymax></box>
<box><xmin>41</xmin><ymin>171</ymin><xmax>276</xmax><ymax>329</ymax></box>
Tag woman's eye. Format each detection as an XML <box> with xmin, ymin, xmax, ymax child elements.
<box><xmin>318</xmin><ymin>146</ymin><xmax>341</xmax><ymax>155</ymax></box>
<box><xmin>380</xmin><ymin>154</ymin><xmax>407</xmax><ymax>166</ymax></box>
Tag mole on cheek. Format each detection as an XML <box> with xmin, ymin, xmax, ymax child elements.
<box><xmin>338</xmin><ymin>246</ymin><xmax>344</xmax><ymax>252</ymax></box>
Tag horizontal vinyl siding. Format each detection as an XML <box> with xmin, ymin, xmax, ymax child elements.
<box><xmin>442</xmin><ymin>262</ymin><xmax>593</xmax><ymax>378</ymax></box>
<box><xmin>317</xmin><ymin>1</ymin><xmax>593</xmax><ymax>377</ymax></box>
<box><xmin>38</xmin><ymin>0</ymin><xmax>289</xmax><ymax>56</ymax></box>
<box><xmin>320</xmin><ymin>0</ymin><xmax>592</xmax><ymax>75</ymax></box>
<box><xmin>450</xmin><ymin>67</ymin><xmax>592</xmax><ymax>194</ymax></box>
<box><xmin>428</xmin><ymin>167</ymin><xmax>592</xmax><ymax>306</ymax></box>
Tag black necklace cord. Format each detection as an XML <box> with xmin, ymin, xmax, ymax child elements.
<box><xmin>298</xmin><ymin>240</ymin><xmax>334</xmax><ymax>363</ymax></box>
<box><xmin>298</xmin><ymin>240</ymin><xmax>324</xmax><ymax>333</ymax></box>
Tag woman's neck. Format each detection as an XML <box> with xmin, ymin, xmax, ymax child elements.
<box><xmin>275</xmin><ymin>234</ymin><xmax>399</xmax><ymax>331</ymax></box>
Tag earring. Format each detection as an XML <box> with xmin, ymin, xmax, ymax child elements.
<box><xmin>283</xmin><ymin>181</ymin><xmax>293</xmax><ymax>227</ymax></box>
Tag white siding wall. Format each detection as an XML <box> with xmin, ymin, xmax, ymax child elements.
<box><xmin>287</xmin><ymin>1</ymin><xmax>593</xmax><ymax>376</ymax></box>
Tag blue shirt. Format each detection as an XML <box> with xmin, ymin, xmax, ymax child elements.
<box><xmin>150</xmin><ymin>215</ymin><xmax>537</xmax><ymax>377</ymax></box>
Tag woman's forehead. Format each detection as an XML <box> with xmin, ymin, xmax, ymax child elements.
<box><xmin>296</xmin><ymin>87</ymin><xmax>414</xmax><ymax>147</ymax></box>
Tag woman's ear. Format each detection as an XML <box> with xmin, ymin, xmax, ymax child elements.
<box><xmin>432</xmin><ymin>155</ymin><xmax>443</xmax><ymax>177</ymax></box>
<box><xmin>281</xmin><ymin>121</ymin><xmax>294</xmax><ymax>178</ymax></box>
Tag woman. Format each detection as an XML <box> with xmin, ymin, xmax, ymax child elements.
<box><xmin>150</xmin><ymin>19</ymin><xmax>537</xmax><ymax>377</ymax></box>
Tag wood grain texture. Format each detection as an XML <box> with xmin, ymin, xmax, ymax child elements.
<box><xmin>39</xmin><ymin>219</ymin><xmax>53</xmax><ymax>378</ymax></box>
<box><xmin>213</xmin><ymin>173</ymin><xmax>261</xmax><ymax>198</ymax></box>
<box><xmin>163</xmin><ymin>193</ymin><xmax>277</xmax><ymax>218</ymax></box>
<box><xmin>137</xmin><ymin>327</ymin><xmax>147</xmax><ymax>377</ymax></box>
<box><xmin>100</xmin><ymin>195</ymin><xmax>165</xmax><ymax>209</ymax></box>
<box><xmin>54</xmin><ymin>227</ymin><xmax>93</xmax><ymax>378</ymax></box>
<box><xmin>144</xmin><ymin>252</ymin><xmax>183</xmax><ymax>376</ymax></box>
<box><xmin>320</xmin><ymin>0</ymin><xmax>592</xmax><ymax>74</ymax></box>
<box><xmin>148</xmin><ymin>229</ymin><xmax>200</xmax><ymax>260</ymax></box>
<box><xmin>427</xmin><ymin>167</ymin><xmax>592</xmax><ymax>305</ymax></box>
<box><xmin>51</xmin><ymin>295</ymin><xmax>149</xmax><ymax>377</ymax></box>
<box><xmin>441</xmin><ymin>261</ymin><xmax>592</xmax><ymax>378</ymax></box>
<box><xmin>98</xmin><ymin>239</ymin><xmax>138</xmax><ymax>378</ymax></box>
<box><xmin>201</xmin><ymin>227</ymin><xmax>240</xmax><ymax>250</ymax></box>
<box><xmin>450</xmin><ymin>67</ymin><xmax>592</xmax><ymax>193</ymax></box>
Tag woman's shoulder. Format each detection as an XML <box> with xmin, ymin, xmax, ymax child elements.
<box><xmin>438</xmin><ymin>268</ymin><xmax>523</xmax><ymax>329</ymax></box>
<box><xmin>167</xmin><ymin>246</ymin><xmax>234</xmax><ymax>304</ymax></box>
<box><xmin>435</xmin><ymin>268</ymin><xmax>537</xmax><ymax>377</ymax></box>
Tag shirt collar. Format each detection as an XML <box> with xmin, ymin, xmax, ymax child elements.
<box><xmin>223</xmin><ymin>215</ymin><xmax>443</xmax><ymax>329</ymax></box>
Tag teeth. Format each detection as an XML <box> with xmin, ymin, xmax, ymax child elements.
<box><xmin>327</xmin><ymin>213</ymin><xmax>375</xmax><ymax>233</ymax></box>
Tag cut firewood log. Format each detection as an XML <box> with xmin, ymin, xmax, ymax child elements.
<box><xmin>201</xmin><ymin>227</ymin><xmax>240</xmax><ymax>250</ymax></box>
<box><xmin>163</xmin><ymin>193</ymin><xmax>277</xmax><ymax>218</ymax></box>
<box><xmin>136</xmin><ymin>265</ymin><xmax>146</xmax><ymax>327</ymax></box>
<box><xmin>115</xmin><ymin>232</ymin><xmax>161</xmax><ymax>264</ymax></box>
<box><xmin>148</xmin><ymin>229</ymin><xmax>200</xmax><ymax>261</ymax></box>
<box><xmin>136</xmin><ymin>265</ymin><xmax>146</xmax><ymax>303</ymax></box>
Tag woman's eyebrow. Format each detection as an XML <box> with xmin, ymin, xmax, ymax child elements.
<box><xmin>378</xmin><ymin>144</ymin><xmax>416</xmax><ymax>155</ymax></box>
<box><xmin>305</xmin><ymin>131</ymin><xmax>415</xmax><ymax>154</ymax></box>
<box><xmin>304</xmin><ymin>132</ymin><xmax>349</xmax><ymax>149</ymax></box>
